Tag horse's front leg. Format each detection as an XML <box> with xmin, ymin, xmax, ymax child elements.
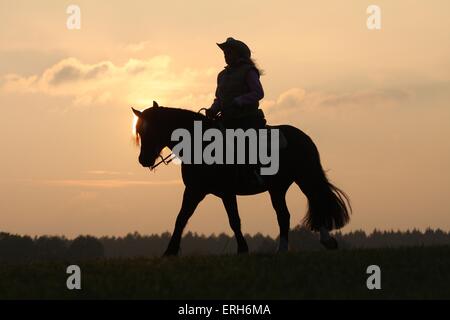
<box><xmin>164</xmin><ymin>188</ymin><xmax>206</xmax><ymax>256</ymax></box>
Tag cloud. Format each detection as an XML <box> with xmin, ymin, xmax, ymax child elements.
<box><xmin>2</xmin><ymin>55</ymin><xmax>411</xmax><ymax>118</ymax></box>
<box><xmin>319</xmin><ymin>89</ymin><xmax>410</xmax><ymax>108</ymax></box>
<box><xmin>2</xmin><ymin>56</ymin><xmax>217</xmax><ymax>108</ymax></box>
<box><xmin>49</xmin><ymin>64</ymin><xmax>83</xmax><ymax>85</ymax></box>
<box><xmin>276</xmin><ymin>88</ymin><xmax>306</xmax><ymax>109</ymax></box>
<box><xmin>262</xmin><ymin>87</ymin><xmax>411</xmax><ymax>122</ymax></box>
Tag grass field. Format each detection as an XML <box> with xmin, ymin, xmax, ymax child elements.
<box><xmin>0</xmin><ymin>246</ymin><xmax>449</xmax><ymax>299</ymax></box>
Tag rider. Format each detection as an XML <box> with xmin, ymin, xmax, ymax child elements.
<box><xmin>206</xmin><ymin>37</ymin><xmax>267</xmax><ymax>187</ymax></box>
<box><xmin>206</xmin><ymin>37</ymin><xmax>266</xmax><ymax>129</ymax></box>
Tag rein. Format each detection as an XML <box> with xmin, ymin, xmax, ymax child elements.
<box><xmin>150</xmin><ymin>153</ymin><xmax>176</xmax><ymax>170</ymax></box>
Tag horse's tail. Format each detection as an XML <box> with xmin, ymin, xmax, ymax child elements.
<box><xmin>295</xmin><ymin>136</ymin><xmax>351</xmax><ymax>231</ymax></box>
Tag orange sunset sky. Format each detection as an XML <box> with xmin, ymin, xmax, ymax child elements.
<box><xmin>1</xmin><ymin>0</ymin><xmax>449</xmax><ymax>238</ymax></box>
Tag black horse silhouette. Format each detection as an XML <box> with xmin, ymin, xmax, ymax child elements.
<box><xmin>132</xmin><ymin>101</ymin><xmax>350</xmax><ymax>256</ymax></box>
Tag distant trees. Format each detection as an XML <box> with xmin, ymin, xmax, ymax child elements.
<box><xmin>0</xmin><ymin>233</ymin><xmax>34</xmax><ymax>263</ymax></box>
<box><xmin>333</xmin><ymin>228</ymin><xmax>450</xmax><ymax>248</ymax></box>
<box><xmin>68</xmin><ymin>236</ymin><xmax>104</xmax><ymax>260</ymax></box>
<box><xmin>0</xmin><ymin>233</ymin><xmax>104</xmax><ymax>263</ymax></box>
<box><xmin>1</xmin><ymin>228</ymin><xmax>450</xmax><ymax>262</ymax></box>
<box><xmin>35</xmin><ymin>236</ymin><xmax>67</xmax><ymax>260</ymax></box>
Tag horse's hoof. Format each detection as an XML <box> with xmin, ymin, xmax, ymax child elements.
<box><xmin>162</xmin><ymin>252</ymin><xmax>178</xmax><ymax>257</ymax></box>
<box><xmin>278</xmin><ymin>239</ymin><xmax>289</xmax><ymax>253</ymax></box>
<box><xmin>277</xmin><ymin>244</ymin><xmax>289</xmax><ymax>253</ymax></box>
<box><xmin>320</xmin><ymin>237</ymin><xmax>338</xmax><ymax>250</ymax></box>
<box><xmin>237</xmin><ymin>245</ymin><xmax>249</xmax><ymax>254</ymax></box>
<box><xmin>163</xmin><ymin>248</ymin><xmax>179</xmax><ymax>257</ymax></box>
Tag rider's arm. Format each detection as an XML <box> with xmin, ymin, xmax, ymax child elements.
<box><xmin>208</xmin><ymin>72</ymin><xmax>225</xmax><ymax>115</ymax></box>
<box><xmin>233</xmin><ymin>69</ymin><xmax>264</xmax><ymax>107</ymax></box>
<box><xmin>209</xmin><ymin>97</ymin><xmax>221</xmax><ymax>114</ymax></box>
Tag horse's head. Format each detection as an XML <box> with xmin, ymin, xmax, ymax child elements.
<box><xmin>132</xmin><ymin>101</ymin><xmax>166</xmax><ymax>168</ymax></box>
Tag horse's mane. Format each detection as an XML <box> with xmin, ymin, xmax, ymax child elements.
<box><xmin>156</xmin><ymin>106</ymin><xmax>207</xmax><ymax>121</ymax></box>
<box><xmin>134</xmin><ymin>106</ymin><xmax>210</xmax><ymax>147</ymax></box>
<box><xmin>144</xmin><ymin>106</ymin><xmax>210</xmax><ymax>127</ymax></box>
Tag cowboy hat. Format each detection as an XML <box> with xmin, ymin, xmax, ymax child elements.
<box><xmin>217</xmin><ymin>37</ymin><xmax>251</xmax><ymax>59</ymax></box>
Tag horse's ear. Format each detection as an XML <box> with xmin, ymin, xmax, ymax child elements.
<box><xmin>131</xmin><ymin>107</ymin><xmax>142</xmax><ymax>118</ymax></box>
<box><xmin>153</xmin><ymin>101</ymin><xmax>159</xmax><ymax>108</ymax></box>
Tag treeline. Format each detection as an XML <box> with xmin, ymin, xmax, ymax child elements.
<box><xmin>0</xmin><ymin>234</ymin><xmax>104</xmax><ymax>263</ymax></box>
<box><xmin>1</xmin><ymin>227</ymin><xmax>450</xmax><ymax>262</ymax></box>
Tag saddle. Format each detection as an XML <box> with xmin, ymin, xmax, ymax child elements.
<box><xmin>206</xmin><ymin>109</ymin><xmax>288</xmax><ymax>188</ymax></box>
<box><xmin>210</xmin><ymin>109</ymin><xmax>288</xmax><ymax>150</ymax></box>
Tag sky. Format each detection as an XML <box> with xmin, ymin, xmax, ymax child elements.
<box><xmin>1</xmin><ymin>0</ymin><xmax>449</xmax><ymax>238</ymax></box>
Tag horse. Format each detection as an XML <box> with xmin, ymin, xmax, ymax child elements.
<box><xmin>132</xmin><ymin>101</ymin><xmax>351</xmax><ymax>256</ymax></box>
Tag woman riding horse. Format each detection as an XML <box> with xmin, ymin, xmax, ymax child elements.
<box><xmin>207</xmin><ymin>37</ymin><xmax>267</xmax><ymax>185</ymax></box>
<box><xmin>206</xmin><ymin>37</ymin><xmax>266</xmax><ymax>130</ymax></box>
<box><xmin>131</xmin><ymin>38</ymin><xmax>351</xmax><ymax>256</ymax></box>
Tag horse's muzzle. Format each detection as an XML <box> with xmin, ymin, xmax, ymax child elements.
<box><xmin>139</xmin><ymin>154</ymin><xmax>154</xmax><ymax>167</ymax></box>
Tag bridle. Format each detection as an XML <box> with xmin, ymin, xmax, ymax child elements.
<box><xmin>150</xmin><ymin>153</ymin><xmax>176</xmax><ymax>170</ymax></box>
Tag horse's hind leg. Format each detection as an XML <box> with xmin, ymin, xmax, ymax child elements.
<box><xmin>164</xmin><ymin>188</ymin><xmax>205</xmax><ymax>256</ymax></box>
<box><xmin>269</xmin><ymin>189</ymin><xmax>291</xmax><ymax>252</ymax></box>
<box><xmin>295</xmin><ymin>178</ymin><xmax>339</xmax><ymax>250</ymax></box>
<box><xmin>222</xmin><ymin>195</ymin><xmax>249</xmax><ymax>254</ymax></box>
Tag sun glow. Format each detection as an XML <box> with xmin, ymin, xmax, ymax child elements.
<box><xmin>132</xmin><ymin>114</ymin><xmax>140</xmax><ymax>146</ymax></box>
<box><xmin>132</xmin><ymin>114</ymin><xmax>139</xmax><ymax>136</ymax></box>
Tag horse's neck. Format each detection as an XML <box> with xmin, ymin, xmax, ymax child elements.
<box><xmin>162</xmin><ymin>108</ymin><xmax>207</xmax><ymax>150</ymax></box>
